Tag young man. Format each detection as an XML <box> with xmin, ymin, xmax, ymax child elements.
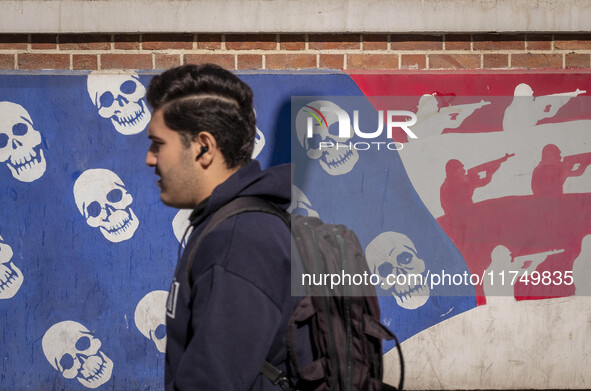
<box><xmin>145</xmin><ymin>64</ymin><xmax>303</xmax><ymax>390</ymax></box>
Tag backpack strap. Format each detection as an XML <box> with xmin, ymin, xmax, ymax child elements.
<box><xmin>185</xmin><ymin>196</ymin><xmax>289</xmax><ymax>291</ymax></box>
<box><xmin>260</xmin><ymin>361</ymin><xmax>295</xmax><ymax>391</ymax></box>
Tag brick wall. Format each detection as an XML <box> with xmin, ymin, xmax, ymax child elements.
<box><xmin>1</xmin><ymin>33</ymin><xmax>591</xmax><ymax>71</ymax></box>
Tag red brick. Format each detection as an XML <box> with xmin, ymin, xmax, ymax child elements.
<box><xmin>554</xmin><ymin>34</ymin><xmax>591</xmax><ymax>50</ymax></box>
<box><xmin>565</xmin><ymin>53</ymin><xmax>590</xmax><ymax>69</ymax></box>
<box><xmin>185</xmin><ymin>54</ymin><xmax>235</xmax><ymax>69</ymax></box>
<box><xmin>390</xmin><ymin>34</ymin><xmax>442</xmax><ymax>50</ymax></box>
<box><xmin>197</xmin><ymin>34</ymin><xmax>222</xmax><ymax>50</ymax></box>
<box><xmin>143</xmin><ymin>34</ymin><xmax>193</xmax><ymax>50</ymax></box>
<box><xmin>526</xmin><ymin>34</ymin><xmax>553</xmax><ymax>50</ymax></box>
<box><xmin>18</xmin><ymin>53</ymin><xmax>69</xmax><ymax>70</ymax></box>
<box><xmin>319</xmin><ymin>54</ymin><xmax>344</xmax><ymax>69</ymax></box>
<box><xmin>237</xmin><ymin>55</ymin><xmax>263</xmax><ymax>70</ymax></box>
<box><xmin>309</xmin><ymin>34</ymin><xmax>360</xmax><ymax>50</ymax></box>
<box><xmin>348</xmin><ymin>54</ymin><xmax>398</xmax><ymax>70</ymax></box>
<box><xmin>155</xmin><ymin>54</ymin><xmax>181</xmax><ymax>69</ymax></box>
<box><xmin>266</xmin><ymin>54</ymin><xmax>316</xmax><ymax>69</ymax></box>
<box><xmin>363</xmin><ymin>34</ymin><xmax>388</xmax><ymax>50</ymax></box>
<box><xmin>60</xmin><ymin>34</ymin><xmax>110</xmax><ymax>50</ymax></box>
<box><xmin>114</xmin><ymin>34</ymin><xmax>141</xmax><ymax>50</ymax></box>
<box><xmin>226</xmin><ymin>34</ymin><xmax>276</xmax><ymax>50</ymax></box>
<box><xmin>101</xmin><ymin>54</ymin><xmax>152</xmax><ymax>70</ymax></box>
<box><xmin>511</xmin><ymin>53</ymin><xmax>562</xmax><ymax>69</ymax></box>
<box><xmin>401</xmin><ymin>54</ymin><xmax>426</xmax><ymax>69</ymax></box>
<box><xmin>483</xmin><ymin>54</ymin><xmax>509</xmax><ymax>68</ymax></box>
<box><xmin>73</xmin><ymin>55</ymin><xmax>98</xmax><ymax>70</ymax></box>
<box><xmin>0</xmin><ymin>54</ymin><xmax>15</xmax><ymax>69</ymax></box>
<box><xmin>430</xmin><ymin>54</ymin><xmax>481</xmax><ymax>69</ymax></box>
<box><xmin>0</xmin><ymin>34</ymin><xmax>28</xmax><ymax>50</ymax></box>
<box><xmin>445</xmin><ymin>34</ymin><xmax>471</xmax><ymax>50</ymax></box>
<box><xmin>473</xmin><ymin>34</ymin><xmax>525</xmax><ymax>50</ymax></box>
<box><xmin>280</xmin><ymin>35</ymin><xmax>306</xmax><ymax>50</ymax></box>
<box><xmin>31</xmin><ymin>34</ymin><xmax>57</xmax><ymax>50</ymax></box>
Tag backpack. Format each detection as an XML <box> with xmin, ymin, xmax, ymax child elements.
<box><xmin>186</xmin><ymin>196</ymin><xmax>404</xmax><ymax>391</ymax></box>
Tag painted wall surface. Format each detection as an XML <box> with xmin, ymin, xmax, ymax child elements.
<box><xmin>1</xmin><ymin>70</ymin><xmax>590</xmax><ymax>390</ymax></box>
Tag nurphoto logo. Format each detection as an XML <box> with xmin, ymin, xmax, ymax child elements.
<box><xmin>297</xmin><ymin>98</ymin><xmax>418</xmax><ymax>152</ymax></box>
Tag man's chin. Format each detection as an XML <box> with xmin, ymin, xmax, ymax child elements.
<box><xmin>160</xmin><ymin>194</ymin><xmax>194</xmax><ymax>209</ymax></box>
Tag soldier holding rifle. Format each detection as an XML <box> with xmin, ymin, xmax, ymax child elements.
<box><xmin>440</xmin><ymin>153</ymin><xmax>514</xmax><ymax>215</ymax></box>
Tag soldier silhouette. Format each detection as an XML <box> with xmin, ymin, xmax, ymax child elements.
<box><xmin>531</xmin><ymin>144</ymin><xmax>591</xmax><ymax>196</ymax></box>
<box><xmin>440</xmin><ymin>153</ymin><xmax>514</xmax><ymax>215</ymax></box>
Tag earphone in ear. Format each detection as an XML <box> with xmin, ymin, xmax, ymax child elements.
<box><xmin>195</xmin><ymin>146</ymin><xmax>208</xmax><ymax>161</ymax></box>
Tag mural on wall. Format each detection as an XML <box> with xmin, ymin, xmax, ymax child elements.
<box><xmin>86</xmin><ymin>72</ymin><xmax>151</xmax><ymax>136</ymax></box>
<box><xmin>0</xmin><ymin>234</ymin><xmax>23</xmax><ymax>299</ymax></box>
<box><xmin>42</xmin><ymin>320</ymin><xmax>114</xmax><ymax>389</ymax></box>
<box><xmin>1</xmin><ymin>71</ymin><xmax>590</xmax><ymax>389</ymax></box>
<box><xmin>0</xmin><ymin>101</ymin><xmax>47</xmax><ymax>182</ymax></box>
<box><xmin>73</xmin><ymin>168</ymin><xmax>140</xmax><ymax>243</ymax></box>
<box><xmin>352</xmin><ymin>73</ymin><xmax>591</xmax><ymax>303</ymax></box>
<box><xmin>134</xmin><ymin>290</ymin><xmax>168</xmax><ymax>354</ymax></box>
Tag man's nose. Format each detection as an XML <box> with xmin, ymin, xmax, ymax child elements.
<box><xmin>146</xmin><ymin>151</ymin><xmax>156</xmax><ymax>167</ymax></box>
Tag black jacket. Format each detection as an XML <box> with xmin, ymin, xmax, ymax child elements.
<box><xmin>165</xmin><ymin>160</ymin><xmax>305</xmax><ymax>390</ymax></box>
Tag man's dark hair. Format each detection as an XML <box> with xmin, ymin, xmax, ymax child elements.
<box><xmin>147</xmin><ymin>64</ymin><xmax>256</xmax><ymax>168</ymax></box>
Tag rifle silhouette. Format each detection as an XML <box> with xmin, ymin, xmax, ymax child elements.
<box><xmin>470</xmin><ymin>153</ymin><xmax>515</xmax><ymax>178</ymax></box>
<box><xmin>440</xmin><ymin>99</ymin><xmax>491</xmax><ymax>119</ymax></box>
<box><xmin>514</xmin><ymin>249</ymin><xmax>565</xmax><ymax>270</ymax></box>
<box><xmin>563</xmin><ymin>151</ymin><xmax>591</xmax><ymax>175</ymax></box>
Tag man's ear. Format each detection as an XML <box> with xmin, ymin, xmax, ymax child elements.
<box><xmin>193</xmin><ymin>132</ymin><xmax>216</xmax><ymax>166</ymax></box>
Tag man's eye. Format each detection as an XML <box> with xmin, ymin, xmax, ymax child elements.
<box><xmin>149</xmin><ymin>142</ymin><xmax>161</xmax><ymax>153</ymax></box>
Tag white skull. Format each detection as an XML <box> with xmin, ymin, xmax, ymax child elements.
<box><xmin>365</xmin><ymin>232</ymin><xmax>430</xmax><ymax>310</ymax></box>
<box><xmin>134</xmin><ymin>290</ymin><xmax>168</xmax><ymax>353</ymax></box>
<box><xmin>295</xmin><ymin>100</ymin><xmax>359</xmax><ymax>176</ymax></box>
<box><xmin>42</xmin><ymin>321</ymin><xmax>113</xmax><ymax>389</ymax></box>
<box><xmin>87</xmin><ymin>72</ymin><xmax>151</xmax><ymax>135</ymax></box>
<box><xmin>172</xmin><ymin>209</ymin><xmax>193</xmax><ymax>248</ymax></box>
<box><xmin>0</xmin><ymin>234</ymin><xmax>23</xmax><ymax>299</ymax></box>
<box><xmin>288</xmin><ymin>185</ymin><xmax>319</xmax><ymax>217</ymax></box>
<box><xmin>0</xmin><ymin>101</ymin><xmax>47</xmax><ymax>182</ymax></box>
<box><xmin>73</xmin><ymin>169</ymin><xmax>139</xmax><ymax>243</ymax></box>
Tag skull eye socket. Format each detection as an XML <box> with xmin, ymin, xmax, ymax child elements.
<box><xmin>87</xmin><ymin>201</ymin><xmax>102</xmax><ymax>218</ymax></box>
<box><xmin>99</xmin><ymin>91</ymin><xmax>115</xmax><ymax>108</ymax></box>
<box><xmin>120</xmin><ymin>80</ymin><xmax>137</xmax><ymax>95</ymax></box>
<box><xmin>75</xmin><ymin>336</ymin><xmax>91</xmax><ymax>351</ymax></box>
<box><xmin>12</xmin><ymin>123</ymin><xmax>28</xmax><ymax>136</ymax></box>
<box><xmin>397</xmin><ymin>251</ymin><xmax>413</xmax><ymax>266</ymax></box>
<box><xmin>292</xmin><ymin>206</ymin><xmax>310</xmax><ymax>217</ymax></box>
<box><xmin>328</xmin><ymin>122</ymin><xmax>340</xmax><ymax>136</ymax></box>
<box><xmin>59</xmin><ymin>353</ymin><xmax>75</xmax><ymax>371</ymax></box>
<box><xmin>154</xmin><ymin>324</ymin><xmax>166</xmax><ymax>340</ymax></box>
<box><xmin>106</xmin><ymin>188</ymin><xmax>123</xmax><ymax>203</ymax></box>
<box><xmin>0</xmin><ymin>133</ymin><xmax>8</xmax><ymax>149</ymax></box>
<box><xmin>378</xmin><ymin>262</ymin><xmax>394</xmax><ymax>277</ymax></box>
<box><xmin>307</xmin><ymin>133</ymin><xmax>323</xmax><ymax>150</ymax></box>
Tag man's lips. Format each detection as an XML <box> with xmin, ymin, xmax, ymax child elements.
<box><xmin>154</xmin><ymin>170</ymin><xmax>161</xmax><ymax>187</ymax></box>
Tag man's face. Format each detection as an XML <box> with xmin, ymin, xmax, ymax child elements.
<box><xmin>146</xmin><ymin>109</ymin><xmax>200</xmax><ymax>209</ymax></box>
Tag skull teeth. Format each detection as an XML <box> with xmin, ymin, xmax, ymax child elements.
<box><xmin>98</xmin><ymin>209</ymin><xmax>139</xmax><ymax>243</ymax></box>
<box><xmin>0</xmin><ymin>263</ymin><xmax>19</xmax><ymax>286</ymax></box>
<box><xmin>113</xmin><ymin>105</ymin><xmax>145</xmax><ymax>127</ymax></box>
<box><xmin>324</xmin><ymin>147</ymin><xmax>354</xmax><ymax>168</ymax></box>
<box><xmin>105</xmin><ymin>214</ymin><xmax>131</xmax><ymax>234</ymax></box>
<box><xmin>0</xmin><ymin>262</ymin><xmax>23</xmax><ymax>298</ymax></box>
<box><xmin>393</xmin><ymin>282</ymin><xmax>430</xmax><ymax>310</ymax></box>
<box><xmin>8</xmin><ymin>146</ymin><xmax>44</xmax><ymax>176</ymax></box>
<box><xmin>79</xmin><ymin>353</ymin><xmax>108</xmax><ymax>381</ymax></box>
